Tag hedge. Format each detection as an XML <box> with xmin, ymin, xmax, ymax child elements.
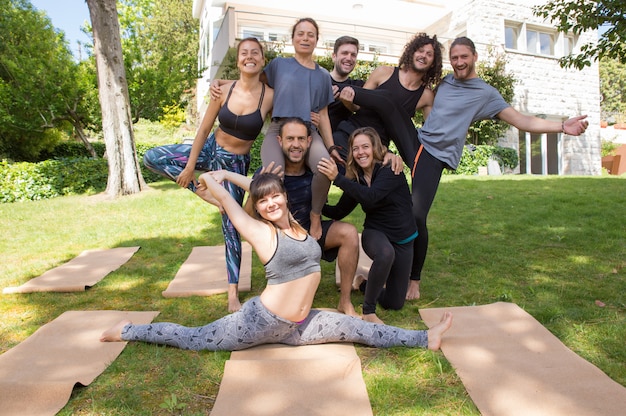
<box><xmin>0</xmin><ymin>142</ymin><xmax>161</xmax><ymax>203</ymax></box>
<box><xmin>0</xmin><ymin>140</ymin><xmax>519</xmax><ymax>203</ymax></box>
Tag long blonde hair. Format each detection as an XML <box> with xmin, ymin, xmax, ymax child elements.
<box><xmin>249</xmin><ymin>173</ymin><xmax>306</xmax><ymax>234</ymax></box>
<box><xmin>345</xmin><ymin>127</ymin><xmax>387</xmax><ymax>180</ymax></box>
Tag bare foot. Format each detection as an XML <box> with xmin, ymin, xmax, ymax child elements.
<box><xmin>406</xmin><ymin>280</ymin><xmax>420</xmax><ymax>300</ymax></box>
<box><xmin>309</xmin><ymin>212</ymin><xmax>322</xmax><ymax>240</ymax></box>
<box><xmin>427</xmin><ymin>312</ymin><xmax>453</xmax><ymax>351</ymax></box>
<box><xmin>337</xmin><ymin>300</ymin><xmax>360</xmax><ymax>318</ymax></box>
<box><xmin>352</xmin><ymin>274</ymin><xmax>366</xmax><ymax>291</ymax></box>
<box><xmin>363</xmin><ymin>313</ymin><xmax>385</xmax><ymax>324</ymax></box>
<box><xmin>228</xmin><ymin>284</ymin><xmax>241</xmax><ymax>313</ymax></box>
<box><xmin>100</xmin><ymin>320</ymin><xmax>131</xmax><ymax>342</ymax></box>
<box><xmin>196</xmin><ymin>187</ymin><xmax>222</xmax><ymax>210</ymax></box>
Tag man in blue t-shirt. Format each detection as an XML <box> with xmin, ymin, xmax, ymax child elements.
<box><xmin>273</xmin><ymin>117</ymin><xmax>361</xmax><ymax>317</ymax></box>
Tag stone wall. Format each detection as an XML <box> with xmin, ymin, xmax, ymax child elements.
<box><xmin>432</xmin><ymin>0</ymin><xmax>602</xmax><ymax>175</ymax></box>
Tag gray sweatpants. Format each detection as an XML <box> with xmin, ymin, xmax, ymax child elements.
<box><xmin>121</xmin><ymin>296</ymin><xmax>428</xmax><ymax>351</ymax></box>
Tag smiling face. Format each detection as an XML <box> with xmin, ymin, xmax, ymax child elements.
<box><xmin>237</xmin><ymin>39</ymin><xmax>264</xmax><ymax>75</ymax></box>
<box><xmin>250</xmin><ymin>173</ymin><xmax>289</xmax><ymax>224</ymax></box>
<box><xmin>255</xmin><ymin>190</ymin><xmax>288</xmax><ymax>223</ymax></box>
<box><xmin>333</xmin><ymin>43</ymin><xmax>358</xmax><ymax>77</ymax></box>
<box><xmin>278</xmin><ymin>121</ymin><xmax>312</xmax><ymax>165</ymax></box>
<box><xmin>292</xmin><ymin>20</ymin><xmax>318</xmax><ymax>55</ymax></box>
<box><xmin>351</xmin><ymin>133</ymin><xmax>375</xmax><ymax>171</ymax></box>
<box><xmin>411</xmin><ymin>43</ymin><xmax>435</xmax><ymax>73</ymax></box>
<box><xmin>449</xmin><ymin>44</ymin><xmax>478</xmax><ymax>81</ymax></box>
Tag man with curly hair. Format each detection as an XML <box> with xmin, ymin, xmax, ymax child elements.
<box><xmin>331</xmin><ymin>33</ymin><xmax>443</xmax><ymax>162</ymax></box>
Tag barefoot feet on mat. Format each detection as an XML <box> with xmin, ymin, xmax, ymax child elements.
<box><xmin>427</xmin><ymin>312</ymin><xmax>453</xmax><ymax>351</ymax></box>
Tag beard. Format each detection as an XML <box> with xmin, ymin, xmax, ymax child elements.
<box><xmin>410</xmin><ymin>61</ymin><xmax>429</xmax><ymax>74</ymax></box>
<box><xmin>335</xmin><ymin>63</ymin><xmax>354</xmax><ymax>78</ymax></box>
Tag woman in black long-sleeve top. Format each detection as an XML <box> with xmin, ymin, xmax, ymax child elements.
<box><xmin>318</xmin><ymin>127</ymin><xmax>417</xmax><ymax>324</ymax></box>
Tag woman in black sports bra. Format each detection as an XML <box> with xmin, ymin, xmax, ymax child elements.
<box><xmin>143</xmin><ymin>38</ymin><xmax>274</xmax><ymax>313</ymax></box>
<box><xmin>101</xmin><ymin>171</ymin><xmax>452</xmax><ymax>353</ymax></box>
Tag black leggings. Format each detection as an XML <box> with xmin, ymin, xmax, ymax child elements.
<box><xmin>352</xmin><ymin>87</ymin><xmax>446</xmax><ymax>280</ymax></box>
<box><xmin>360</xmin><ymin>229</ymin><xmax>413</xmax><ymax>314</ymax></box>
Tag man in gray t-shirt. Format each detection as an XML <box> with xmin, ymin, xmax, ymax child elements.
<box><xmin>410</xmin><ymin>36</ymin><xmax>589</xmax><ymax>299</ymax></box>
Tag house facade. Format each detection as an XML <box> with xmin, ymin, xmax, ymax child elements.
<box><xmin>192</xmin><ymin>0</ymin><xmax>602</xmax><ymax>175</ymax></box>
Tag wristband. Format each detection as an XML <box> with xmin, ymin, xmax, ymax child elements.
<box><xmin>327</xmin><ymin>145</ymin><xmax>342</xmax><ymax>154</ymax></box>
<box><xmin>561</xmin><ymin>121</ymin><xmax>565</xmax><ymax>133</ymax></box>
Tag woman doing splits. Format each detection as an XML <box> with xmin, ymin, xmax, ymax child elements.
<box><xmin>101</xmin><ymin>172</ymin><xmax>452</xmax><ymax>351</ymax></box>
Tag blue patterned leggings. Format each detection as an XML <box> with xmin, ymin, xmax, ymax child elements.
<box><xmin>121</xmin><ymin>296</ymin><xmax>428</xmax><ymax>351</ymax></box>
<box><xmin>143</xmin><ymin>133</ymin><xmax>250</xmax><ymax>284</ymax></box>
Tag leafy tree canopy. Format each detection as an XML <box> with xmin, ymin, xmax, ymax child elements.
<box><xmin>599</xmin><ymin>57</ymin><xmax>626</xmax><ymax>121</ymax></box>
<box><xmin>534</xmin><ymin>0</ymin><xmax>626</xmax><ymax>69</ymax></box>
<box><xmin>0</xmin><ymin>0</ymin><xmax>86</xmax><ymax>160</ymax></box>
<box><xmin>117</xmin><ymin>0</ymin><xmax>200</xmax><ymax>122</ymax></box>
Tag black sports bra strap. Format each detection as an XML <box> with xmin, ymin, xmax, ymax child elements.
<box><xmin>257</xmin><ymin>83</ymin><xmax>265</xmax><ymax>110</ymax></box>
<box><xmin>224</xmin><ymin>81</ymin><xmax>237</xmax><ymax>103</ymax></box>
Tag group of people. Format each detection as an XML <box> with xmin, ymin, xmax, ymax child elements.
<box><xmin>105</xmin><ymin>17</ymin><xmax>588</xmax><ymax>353</ymax></box>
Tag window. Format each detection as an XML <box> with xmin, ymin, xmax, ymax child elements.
<box><xmin>505</xmin><ymin>26</ymin><xmax>518</xmax><ymax>49</ymax></box>
<box><xmin>518</xmin><ymin>131</ymin><xmax>561</xmax><ymax>175</ymax></box>
<box><xmin>526</xmin><ymin>29</ymin><xmax>553</xmax><ymax>55</ymax></box>
<box><xmin>350</xmin><ymin>40</ymin><xmax>389</xmax><ymax>55</ymax></box>
<box><xmin>563</xmin><ymin>35</ymin><xmax>575</xmax><ymax>55</ymax></box>
<box><xmin>241</xmin><ymin>28</ymin><xmax>284</xmax><ymax>43</ymax></box>
<box><xmin>368</xmin><ymin>44</ymin><xmax>387</xmax><ymax>54</ymax></box>
<box><xmin>243</xmin><ymin>30</ymin><xmax>264</xmax><ymax>40</ymax></box>
<box><xmin>504</xmin><ymin>21</ymin><xmax>557</xmax><ymax>57</ymax></box>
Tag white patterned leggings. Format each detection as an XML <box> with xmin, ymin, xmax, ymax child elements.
<box><xmin>121</xmin><ymin>297</ymin><xmax>428</xmax><ymax>351</ymax></box>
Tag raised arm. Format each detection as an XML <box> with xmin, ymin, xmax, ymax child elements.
<box><xmin>208</xmin><ymin>169</ymin><xmax>252</xmax><ymax>192</ymax></box>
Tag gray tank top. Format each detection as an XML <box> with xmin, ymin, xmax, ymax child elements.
<box><xmin>264</xmin><ymin>230</ymin><xmax>321</xmax><ymax>284</ymax></box>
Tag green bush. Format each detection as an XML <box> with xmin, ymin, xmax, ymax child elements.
<box><xmin>0</xmin><ymin>157</ymin><xmax>108</xmax><ymax>203</ymax></box>
<box><xmin>0</xmin><ymin>141</ymin><xmax>165</xmax><ymax>203</ymax></box>
<box><xmin>601</xmin><ymin>140</ymin><xmax>619</xmax><ymax>157</ymax></box>
<box><xmin>445</xmin><ymin>145</ymin><xmax>518</xmax><ymax>175</ymax></box>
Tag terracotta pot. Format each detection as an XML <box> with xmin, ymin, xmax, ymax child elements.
<box><xmin>600</xmin><ymin>120</ymin><xmax>608</xmax><ymax>128</ymax></box>
<box><xmin>614</xmin><ymin>123</ymin><xmax>626</xmax><ymax>130</ymax></box>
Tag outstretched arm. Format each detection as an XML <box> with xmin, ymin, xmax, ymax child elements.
<box><xmin>497</xmin><ymin>107</ymin><xmax>589</xmax><ymax>136</ymax></box>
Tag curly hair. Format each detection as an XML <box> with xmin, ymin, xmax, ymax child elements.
<box><xmin>398</xmin><ymin>33</ymin><xmax>443</xmax><ymax>88</ymax></box>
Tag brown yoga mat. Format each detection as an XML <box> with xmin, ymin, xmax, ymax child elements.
<box><xmin>162</xmin><ymin>243</ymin><xmax>252</xmax><ymax>297</ymax></box>
<box><xmin>3</xmin><ymin>247</ymin><xmax>140</xmax><ymax>294</ymax></box>
<box><xmin>335</xmin><ymin>234</ymin><xmax>372</xmax><ymax>286</ymax></box>
<box><xmin>419</xmin><ymin>302</ymin><xmax>626</xmax><ymax>416</ymax></box>
<box><xmin>0</xmin><ymin>310</ymin><xmax>160</xmax><ymax>416</ymax></box>
<box><xmin>210</xmin><ymin>343</ymin><xmax>373</xmax><ymax>416</ymax></box>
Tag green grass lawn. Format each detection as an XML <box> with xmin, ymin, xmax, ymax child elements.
<box><xmin>1</xmin><ymin>175</ymin><xmax>624</xmax><ymax>415</ymax></box>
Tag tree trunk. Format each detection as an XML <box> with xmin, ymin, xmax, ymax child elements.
<box><xmin>86</xmin><ymin>0</ymin><xmax>146</xmax><ymax>197</ymax></box>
